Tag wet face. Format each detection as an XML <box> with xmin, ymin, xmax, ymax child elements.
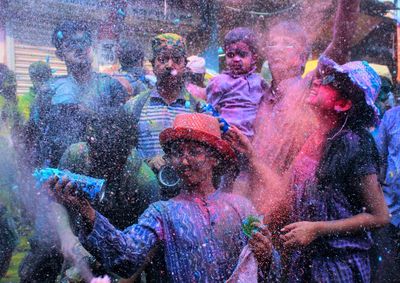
<box><xmin>153</xmin><ymin>48</ymin><xmax>186</xmax><ymax>87</ymax></box>
<box><xmin>265</xmin><ymin>28</ymin><xmax>306</xmax><ymax>78</ymax></box>
<box><xmin>167</xmin><ymin>141</ymin><xmax>217</xmax><ymax>187</ymax></box>
<box><xmin>307</xmin><ymin>78</ymin><xmax>341</xmax><ymax>112</ymax></box>
<box><xmin>225</xmin><ymin>41</ymin><xmax>256</xmax><ymax>75</ymax></box>
<box><xmin>58</xmin><ymin>31</ymin><xmax>93</xmax><ymax>68</ymax></box>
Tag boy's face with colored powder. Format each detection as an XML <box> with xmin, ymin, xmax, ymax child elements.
<box><xmin>225</xmin><ymin>41</ymin><xmax>257</xmax><ymax>75</ymax></box>
<box><xmin>167</xmin><ymin>141</ymin><xmax>217</xmax><ymax>188</ymax></box>
<box><xmin>58</xmin><ymin>31</ymin><xmax>93</xmax><ymax>69</ymax></box>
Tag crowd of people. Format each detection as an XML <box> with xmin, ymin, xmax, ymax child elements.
<box><xmin>0</xmin><ymin>0</ymin><xmax>399</xmax><ymax>282</ymax></box>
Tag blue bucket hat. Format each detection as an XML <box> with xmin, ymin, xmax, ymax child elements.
<box><xmin>317</xmin><ymin>55</ymin><xmax>381</xmax><ymax>122</ymax></box>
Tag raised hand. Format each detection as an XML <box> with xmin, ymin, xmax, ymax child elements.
<box><xmin>223</xmin><ymin>126</ymin><xmax>254</xmax><ymax>162</ymax></box>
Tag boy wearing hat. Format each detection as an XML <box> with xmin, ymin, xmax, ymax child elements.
<box><xmin>47</xmin><ymin>113</ymin><xmax>273</xmax><ymax>282</ymax></box>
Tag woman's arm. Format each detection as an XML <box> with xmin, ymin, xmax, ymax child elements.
<box><xmin>323</xmin><ymin>0</ymin><xmax>361</xmax><ymax>64</ymax></box>
<box><xmin>281</xmin><ymin>174</ymin><xmax>389</xmax><ymax>247</ymax></box>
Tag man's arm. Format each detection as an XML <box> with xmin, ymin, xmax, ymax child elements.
<box><xmin>323</xmin><ymin>0</ymin><xmax>361</xmax><ymax>64</ymax></box>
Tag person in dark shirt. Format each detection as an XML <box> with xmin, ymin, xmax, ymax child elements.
<box><xmin>229</xmin><ymin>57</ymin><xmax>390</xmax><ymax>282</ymax></box>
<box><xmin>35</xmin><ymin>20</ymin><xmax>128</xmax><ymax>167</ymax></box>
<box><xmin>279</xmin><ymin>57</ymin><xmax>390</xmax><ymax>282</ymax></box>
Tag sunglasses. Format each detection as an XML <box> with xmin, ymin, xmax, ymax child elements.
<box><xmin>320</xmin><ymin>73</ymin><xmax>347</xmax><ymax>92</ymax></box>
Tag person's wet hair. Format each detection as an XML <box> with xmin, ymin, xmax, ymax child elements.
<box><xmin>0</xmin><ymin>64</ymin><xmax>17</xmax><ymax>100</ymax></box>
<box><xmin>331</xmin><ymin>73</ymin><xmax>377</xmax><ymax>129</ymax></box>
<box><xmin>51</xmin><ymin>20</ymin><xmax>92</xmax><ymax>50</ymax></box>
<box><xmin>224</xmin><ymin>27</ymin><xmax>258</xmax><ymax>55</ymax></box>
<box><xmin>28</xmin><ymin>61</ymin><xmax>52</xmax><ymax>83</ymax></box>
<box><xmin>117</xmin><ymin>40</ymin><xmax>145</xmax><ymax>69</ymax></box>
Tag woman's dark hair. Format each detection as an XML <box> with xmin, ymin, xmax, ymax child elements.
<box><xmin>52</xmin><ymin>20</ymin><xmax>92</xmax><ymax>50</ymax></box>
<box><xmin>335</xmin><ymin>73</ymin><xmax>377</xmax><ymax>129</ymax></box>
<box><xmin>224</xmin><ymin>27</ymin><xmax>258</xmax><ymax>55</ymax></box>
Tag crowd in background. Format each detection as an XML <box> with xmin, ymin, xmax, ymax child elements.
<box><xmin>0</xmin><ymin>0</ymin><xmax>399</xmax><ymax>282</ymax></box>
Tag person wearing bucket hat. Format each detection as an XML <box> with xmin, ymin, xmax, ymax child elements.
<box><xmin>45</xmin><ymin>113</ymin><xmax>275</xmax><ymax>282</ymax></box>
<box><xmin>228</xmin><ymin>57</ymin><xmax>390</xmax><ymax>282</ymax></box>
<box><xmin>275</xmin><ymin>56</ymin><xmax>389</xmax><ymax>282</ymax></box>
<box><xmin>125</xmin><ymin>33</ymin><xmax>202</xmax><ymax>175</ymax></box>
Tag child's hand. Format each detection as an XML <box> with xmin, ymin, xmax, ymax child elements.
<box><xmin>249</xmin><ymin>223</ymin><xmax>273</xmax><ymax>267</ymax></box>
<box><xmin>280</xmin><ymin>221</ymin><xmax>320</xmax><ymax>247</ymax></box>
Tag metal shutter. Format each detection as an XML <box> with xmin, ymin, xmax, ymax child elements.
<box><xmin>14</xmin><ymin>42</ymin><xmax>67</xmax><ymax>96</ymax></box>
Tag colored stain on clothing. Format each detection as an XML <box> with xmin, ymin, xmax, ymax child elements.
<box><xmin>80</xmin><ymin>191</ymin><xmax>255</xmax><ymax>282</ymax></box>
<box><xmin>287</xmin><ymin>129</ymin><xmax>379</xmax><ymax>282</ymax></box>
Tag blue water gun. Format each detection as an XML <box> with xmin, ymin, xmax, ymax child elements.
<box><xmin>33</xmin><ymin>168</ymin><xmax>105</xmax><ymax>201</ymax></box>
<box><xmin>200</xmin><ymin>103</ymin><xmax>230</xmax><ymax>133</ymax></box>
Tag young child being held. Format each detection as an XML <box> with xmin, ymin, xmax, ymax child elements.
<box><xmin>207</xmin><ymin>27</ymin><xmax>267</xmax><ymax>138</ymax></box>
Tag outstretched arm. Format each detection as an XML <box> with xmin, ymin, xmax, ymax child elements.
<box><xmin>46</xmin><ymin>177</ymin><xmax>161</xmax><ymax>278</ymax></box>
<box><xmin>323</xmin><ymin>0</ymin><xmax>361</xmax><ymax>64</ymax></box>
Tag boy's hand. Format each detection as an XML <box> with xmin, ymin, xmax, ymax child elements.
<box><xmin>46</xmin><ymin>176</ymin><xmax>95</xmax><ymax>230</ymax></box>
<box><xmin>248</xmin><ymin>223</ymin><xmax>273</xmax><ymax>267</ymax></box>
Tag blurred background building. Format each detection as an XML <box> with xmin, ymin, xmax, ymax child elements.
<box><xmin>0</xmin><ymin>0</ymin><xmax>398</xmax><ymax>98</ymax></box>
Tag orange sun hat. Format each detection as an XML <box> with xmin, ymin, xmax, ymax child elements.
<box><xmin>159</xmin><ymin>113</ymin><xmax>237</xmax><ymax>163</ymax></box>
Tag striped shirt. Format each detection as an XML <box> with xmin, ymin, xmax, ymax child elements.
<box><xmin>135</xmin><ymin>89</ymin><xmax>194</xmax><ymax>159</ymax></box>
